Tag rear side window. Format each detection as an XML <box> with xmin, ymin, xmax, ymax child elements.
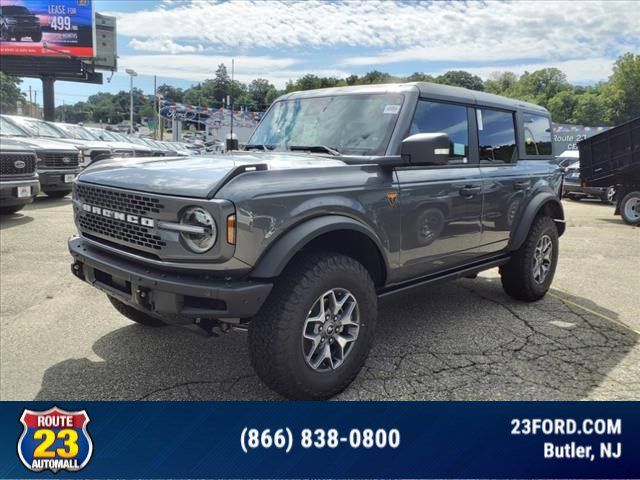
<box><xmin>523</xmin><ymin>113</ymin><xmax>552</xmax><ymax>155</ymax></box>
<box><xmin>477</xmin><ymin>109</ymin><xmax>517</xmax><ymax>164</ymax></box>
<box><xmin>410</xmin><ymin>100</ymin><xmax>469</xmax><ymax>165</ymax></box>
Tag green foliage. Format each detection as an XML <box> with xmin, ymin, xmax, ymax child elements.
<box><xmin>601</xmin><ymin>53</ymin><xmax>640</xmax><ymax>124</ymax></box>
<box><xmin>51</xmin><ymin>53</ymin><xmax>639</xmax><ymax>127</ymax></box>
<box><xmin>0</xmin><ymin>73</ymin><xmax>25</xmax><ymax>114</ymax></box>
<box><xmin>435</xmin><ymin>70</ymin><xmax>484</xmax><ymax>91</ymax></box>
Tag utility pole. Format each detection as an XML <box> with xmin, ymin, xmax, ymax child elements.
<box><xmin>153</xmin><ymin>75</ymin><xmax>158</xmax><ymax>140</ymax></box>
<box><xmin>28</xmin><ymin>86</ymin><xmax>33</xmax><ymax>117</ymax></box>
<box><xmin>230</xmin><ymin>58</ymin><xmax>234</xmax><ymax>143</ymax></box>
<box><xmin>126</xmin><ymin>69</ymin><xmax>137</xmax><ymax>133</ymax></box>
<box><xmin>34</xmin><ymin>91</ymin><xmax>38</xmax><ymax>117</ymax></box>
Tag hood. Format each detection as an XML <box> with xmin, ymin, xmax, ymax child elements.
<box><xmin>43</xmin><ymin>138</ymin><xmax>112</xmax><ymax>151</ymax></box>
<box><xmin>77</xmin><ymin>152</ymin><xmax>347</xmax><ymax>198</ymax></box>
<box><xmin>1</xmin><ymin>136</ymin><xmax>78</xmax><ymax>153</ymax></box>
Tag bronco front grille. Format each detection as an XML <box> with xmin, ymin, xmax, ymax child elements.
<box><xmin>0</xmin><ymin>153</ymin><xmax>36</xmax><ymax>176</ymax></box>
<box><xmin>40</xmin><ymin>152</ymin><xmax>79</xmax><ymax>168</ymax></box>
<box><xmin>75</xmin><ymin>184</ymin><xmax>165</xmax><ymax>216</ymax></box>
<box><xmin>78</xmin><ymin>214</ymin><xmax>166</xmax><ymax>251</ymax></box>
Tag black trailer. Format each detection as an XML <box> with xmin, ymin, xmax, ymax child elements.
<box><xmin>579</xmin><ymin>117</ymin><xmax>640</xmax><ymax>225</ymax></box>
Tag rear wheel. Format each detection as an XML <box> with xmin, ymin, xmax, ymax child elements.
<box><xmin>620</xmin><ymin>191</ymin><xmax>640</xmax><ymax>225</ymax></box>
<box><xmin>0</xmin><ymin>205</ymin><xmax>25</xmax><ymax>215</ymax></box>
<box><xmin>107</xmin><ymin>296</ymin><xmax>166</xmax><ymax>327</ymax></box>
<box><xmin>44</xmin><ymin>189</ymin><xmax>72</xmax><ymax>199</ymax></box>
<box><xmin>500</xmin><ymin>215</ymin><xmax>558</xmax><ymax>301</ymax></box>
<box><xmin>248</xmin><ymin>252</ymin><xmax>377</xmax><ymax>399</ymax></box>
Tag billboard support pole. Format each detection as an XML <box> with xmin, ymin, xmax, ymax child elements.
<box><xmin>42</xmin><ymin>77</ymin><xmax>55</xmax><ymax>121</ymax></box>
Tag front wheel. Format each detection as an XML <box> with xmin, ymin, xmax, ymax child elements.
<box><xmin>601</xmin><ymin>186</ymin><xmax>616</xmax><ymax>205</ymax></box>
<box><xmin>31</xmin><ymin>30</ymin><xmax>42</xmax><ymax>42</ymax></box>
<box><xmin>500</xmin><ymin>215</ymin><xmax>559</xmax><ymax>301</ymax></box>
<box><xmin>248</xmin><ymin>252</ymin><xmax>377</xmax><ymax>400</ymax></box>
<box><xmin>620</xmin><ymin>191</ymin><xmax>640</xmax><ymax>225</ymax></box>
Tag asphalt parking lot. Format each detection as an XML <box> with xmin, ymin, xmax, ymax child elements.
<box><xmin>1</xmin><ymin>196</ymin><xmax>638</xmax><ymax>401</ymax></box>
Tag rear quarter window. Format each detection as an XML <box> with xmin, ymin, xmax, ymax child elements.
<box><xmin>523</xmin><ymin>113</ymin><xmax>552</xmax><ymax>156</ymax></box>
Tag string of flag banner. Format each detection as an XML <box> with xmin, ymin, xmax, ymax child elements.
<box><xmin>157</xmin><ymin>96</ymin><xmax>264</xmax><ymax>128</ymax></box>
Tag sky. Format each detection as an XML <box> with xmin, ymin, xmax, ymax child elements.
<box><xmin>17</xmin><ymin>0</ymin><xmax>640</xmax><ymax>107</ymax></box>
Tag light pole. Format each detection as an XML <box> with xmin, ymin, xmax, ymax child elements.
<box><xmin>125</xmin><ymin>68</ymin><xmax>137</xmax><ymax>132</ymax></box>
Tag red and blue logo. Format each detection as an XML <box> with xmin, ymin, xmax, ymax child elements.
<box><xmin>17</xmin><ymin>406</ymin><xmax>93</xmax><ymax>473</ymax></box>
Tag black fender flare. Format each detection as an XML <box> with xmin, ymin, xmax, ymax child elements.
<box><xmin>509</xmin><ymin>192</ymin><xmax>565</xmax><ymax>250</ymax></box>
<box><xmin>250</xmin><ymin>215</ymin><xmax>388</xmax><ymax>279</ymax></box>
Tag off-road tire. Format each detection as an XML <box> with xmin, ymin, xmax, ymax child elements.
<box><xmin>0</xmin><ymin>205</ymin><xmax>24</xmax><ymax>215</ymax></box>
<box><xmin>620</xmin><ymin>191</ymin><xmax>640</xmax><ymax>225</ymax></box>
<box><xmin>31</xmin><ymin>30</ymin><xmax>42</xmax><ymax>42</ymax></box>
<box><xmin>500</xmin><ymin>215</ymin><xmax>558</xmax><ymax>301</ymax></box>
<box><xmin>248</xmin><ymin>252</ymin><xmax>377</xmax><ymax>400</ymax></box>
<box><xmin>44</xmin><ymin>189</ymin><xmax>72</xmax><ymax>199</ymax></box>
<box><xmin>107</xmin><ymin>295</ymin><xmax>166</xmax><ymax>327</ymax></box>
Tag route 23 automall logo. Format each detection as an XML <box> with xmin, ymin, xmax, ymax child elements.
<box><xmin>17</xmin><ymin>406</ymin><xmax>93</xmax><ymax>473</ymax></box>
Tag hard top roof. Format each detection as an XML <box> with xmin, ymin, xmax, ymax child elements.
<box><xmin>280</xmin><ymin>81</ymin><xmax>548</xmax><ymax>115</ymax></box>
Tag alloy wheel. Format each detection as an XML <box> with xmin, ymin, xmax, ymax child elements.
<box><xmin>301</xmin><ymin>288</ymin><xmax>360</xmax><ymax>372</ymax></box>
<box><xmin>532</xmin><ymin>234</ymin><xmax>553</xmax><ymax>284</ymax></box>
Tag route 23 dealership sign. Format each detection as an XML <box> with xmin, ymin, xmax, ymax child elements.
<box><xmin>17</xmin><ymin>406</ymin><xmax>93</xmax><ymax>472</ymax></box>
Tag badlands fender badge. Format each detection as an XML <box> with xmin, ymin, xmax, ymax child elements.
<box><xmin>18</xmin><ymin>406</ymin><xmax>93</xmax><ymax>473</ymax></box>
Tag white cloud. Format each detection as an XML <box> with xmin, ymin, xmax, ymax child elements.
<box><xmin>129</xmin><ymin>38</ymin><xmax>204</xmax><ymax>54</ymax></box>
<box><xmin>115</xmin><ymin>0</ymin><xmax>637</xmax><ymax>58</ymax></box>
<box><xmin>118</xmin><ymin>54</ymin><xmax>350</xmax><ymax>88</ymax></box>
<box><xmin>110</xmin><ymin>0</ymin><xmax>638</xmax><ymax>85</ymax></box>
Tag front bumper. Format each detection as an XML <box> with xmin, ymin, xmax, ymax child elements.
<box><xmin>38</xmin><ymin>169</ymin><xmax>80</xmax><ymax>191</ymax></box>
<box><xmin>0</xmin><ymin>178</ymin><xmax>40</xmax><ymax>206</ymax></box>
<box><xmin>68</xmin><ymin>235</ymin><xmax>272</xmax><ymax>324</ymax></box>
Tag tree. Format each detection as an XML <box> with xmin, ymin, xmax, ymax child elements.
<box><xmin>357</xmin><ymin>70</ymin><xmax>397</xmax><ymax>85</ymax></box>
<box><xmin>0</xmin><ymin>73</ymin><xmax>25</xmax><ymax>113</ymax></box>
<box><xmin>513</xmin><ymin>68</ymin><xmax>570</xmax><ymax>106</ymax></box>
<box><xmin>436</xmin><ymin>70</ymin><xmax>484</xmax><ymax>91</ymax></box>
<box><xmin>548</xmin><ymin>90</ymin><xmax>578</xmax><ymax>123</ymax></box>
<box><xmin>406</xmin><ymin>72</ymin><xmax>435</xmax><ymax>83</ymax></box>
<box><xmin>157</xmin><ymin>84</ymin><xmax>184</xmax><ymax>103</ymax></box>
<box><xmin>212</xmin><ymin>63</ymin><xmax>230</xmax><ymax>103</ymax></box>
<box><xmin>249</xmin><ymin>78</ymin><xmax>275</xmax><ymax>109</ymax></box>
<box><xmin>573</xmin><ymin>93</ymin><xmax>607</xmax><ymax>125</ymax></box>
<box><xmin>484</xmin><ymin>71</ymin><xmax>518</xmax><ymax>94</ymax></box>
<box><xmin>602</xmin><ymin>53</ymin><xmax>640</xmax><ymax>124</ymax></box>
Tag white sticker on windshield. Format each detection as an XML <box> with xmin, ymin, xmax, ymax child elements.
<box><xmin>383</xmin><ymin>104</ymin><xmax>401</xmax><ymax>114</ymax></box>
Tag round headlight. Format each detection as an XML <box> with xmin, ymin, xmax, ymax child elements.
<box><xmin>179</xmin><ymin>207</ymin><xmax>217</xmax><ymax>253</ymax></box>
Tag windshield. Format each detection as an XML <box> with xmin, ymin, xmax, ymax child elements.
<box><xmin>248</xmin><ymin>93</ymin><xmax>405</xmax><ymax>156</ymax></box>
<box><xmin>10</xmin><ymin>117</ymin><xmax>65</xmax><ymax>138</ymax></box>
<box><xmin>0</xmin><ymin>117</ymin><xmax>30</xmax><ymax>136</ymax></box>
<box><xmin>55</xmin><ymin>124</ymin><xmax>98</xmax><ymax>141</ymax></box>
<box><xmin>2</xmin><ymin>6</ymin><xmax>30</xmax><ymax>14</ymax></box>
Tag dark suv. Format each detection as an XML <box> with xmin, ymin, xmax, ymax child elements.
<box><xmin>0</xmin><ymin>5</ymin><xmax>42</xmax><ymax>42</ymax></box>
<box><xmin>0</xmin><ymin>139</ymin><xmax>40</xmax><ymax>215</ymax></box>
<box><xmin>1</xmin><ymin>116</ymin><xmax>80</xmax><ymax>198</ymax></box>
<box><xmin>69</xmin><ymin>83</ymin><xmax>565</xmax><ymax>399</ymax></box>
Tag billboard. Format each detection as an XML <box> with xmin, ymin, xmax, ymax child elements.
<box><xmin>552</xmin><ymin>123</ymin><xmax>612</xmax><ymax>155</ymax></box>
<box><xmin>0</xmin><ymin>0</ymin><xmax>94</xmax><ymax>58</ymax></box>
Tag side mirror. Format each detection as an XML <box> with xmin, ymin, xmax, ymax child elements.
<box><xmin>401</xmin><ymin>133</ymin><xmax>450</xmax><ymax>166</ymax></box>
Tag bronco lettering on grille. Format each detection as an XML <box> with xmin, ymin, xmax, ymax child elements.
<box><xmin>82</xmin><ymin>203</ymin><xmax>155</xmax><ymax>227</ymax></box>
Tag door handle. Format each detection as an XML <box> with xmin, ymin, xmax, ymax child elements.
<box><xmin>514</xmin><ymin>181</ymin><xmax>531</xmax><ymax>191</ymax></box>
<box><xmin>459</xmin><ymin>185</ymin><xmax>481</xmax><ymax>197</ymax></box>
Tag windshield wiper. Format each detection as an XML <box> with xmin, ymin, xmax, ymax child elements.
<box><xmin>289</xmin><ymin>145</ymin><xmax>341</xmax><ymax>156</ymax></box>
<box><xmin>245</xmin><ymin>144</ymin><xmax>276</xmax><ymax>151</ymax></box>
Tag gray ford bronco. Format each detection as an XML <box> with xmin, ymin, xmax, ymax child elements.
<box><xmin>69</xmin><ymin>82</ymin><xmax>565</xmax><ymax>399</ymax></box>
